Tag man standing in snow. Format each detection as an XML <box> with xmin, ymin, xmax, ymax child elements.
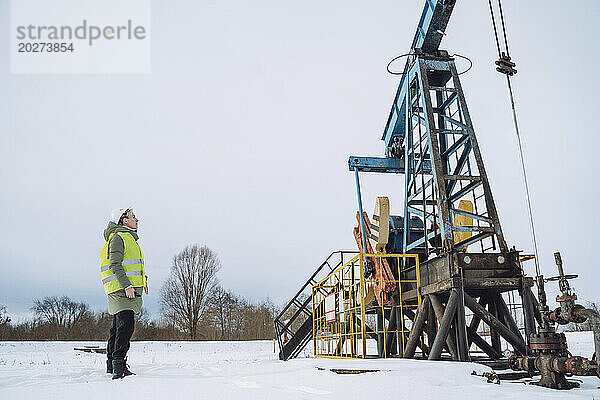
<box><xmin>100</xmin><ymin>207</ymin><xmax>147</xmax><ymax>379</ymax></box>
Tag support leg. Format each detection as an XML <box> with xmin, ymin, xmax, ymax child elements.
<box><xmin>494</xmin><ymin>293</ymin><xmax>525</xmax><ymax>344</ymax></box>
<box><xmin>396</xmin><ymin>306</ymin><xmax>404</xmax><ymax>356</ymax></box>
<box><xmin>377</xmin><ymin>308</ymin><xmax>385</xmax><ymax>357</ymax></box>
<box><xmin>467</xmin><ymin>296</ymin><xmax>486</xmax><ymax>347</ymax></box>
<box><xmin>520</xmin><ymin>288</ymin><xmax>536</xmax><ymax>346</ymax></box>
<box><xmin>464</xmin><ymin>295</ymin><xmax>528</xmax><ymax>356</ymax></box>
<box><xmin>403</xmin><ymin>307</ymin><xmax>430</xmax><ymax>357</ymax></box>
<box><xmin>455</xmin><ymin>286</ymin><xmax>470</xmax><ymax>361</ymax></box>
<box><xmin>427</xmin><ymin>302</ymin><xmax>436</xmax><ymax>351</ymax></box>
<box><xmin>384</xmin><ymin>306</ymin><xmax>397</xmax><ymax>356</ymax></box>
<box><xmin>430</xmin><ymin>294</ymin><xmax>458</xmax><ymax>360</ymax></box>
<box><xmin>429</xmin><ymin>290</ymin><xmax>459</xmax><ymax>360</ymax></box>
<box><xmin>487</xmin><ymin>297</ymin><xmax>502</xmax><ymax>354</ymax></box>
<box><xmin>404</xmin><ymin>296</ymin><xmax>430</xmax><ymax>358</ymax></box>
<box><xmin>466</xmin><ymin>326</ymin><xmax>502</xmax><ymax>359</ymax></box>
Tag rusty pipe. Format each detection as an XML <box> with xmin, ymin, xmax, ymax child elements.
<box><xmin>510</xmin><ymin>354</ymin><xmax>599</xmax><ymax>378</ymax></box>
<box><xmin>572</xmin><ymin>308</ymin><xmax>600</xmax><ymax>361</ymax></box>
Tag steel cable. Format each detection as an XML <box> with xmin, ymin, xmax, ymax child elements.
<box><xmin>506</xmin><ymin>75</ymin><xmax>541</xmax><ymax>277</ymax></box>
<box><xmin>488</xmin><ymin>0</ymin><xmax>541</xmax><ymax>277</ymax></box>
<box><xmin>487</xmin><ymin>0</ymin><xmax>502</xmax><ymax>57</ymax></box>
<box><xmin>497</xmin><ymin>0</ymin><xmax>511</xmax><ymax>57</ymax></box>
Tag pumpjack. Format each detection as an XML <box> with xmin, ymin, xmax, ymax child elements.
<box><xmin>274</xmin><ymin>0</ymin><xmax>600</xmax><ymax>389</ymax></box>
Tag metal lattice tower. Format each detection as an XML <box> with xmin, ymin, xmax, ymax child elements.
<box><xmin>277</xmin><ymin>3</ymin><xmax>600</xmax><ymax>388</ymax></box>
<box><xmin>347</xmin><ymin>0</ymin><xmax>533</xmax><ymax>363</ymax></box>
<box><xmin>399</xmin><ymin>52</ymin><xmax>507</xmax><ymax>257</ymax></box>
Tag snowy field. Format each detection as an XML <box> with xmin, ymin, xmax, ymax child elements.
<box><xmin>1</xmin><ymin>332</ymin><xmax>598</xmax><ymax>400</ymax></box>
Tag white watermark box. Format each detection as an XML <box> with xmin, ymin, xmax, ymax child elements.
<box><xmin>10</xmin><ymin>0</ymin><xmax>151</xmax><ymax>74</ymax></box>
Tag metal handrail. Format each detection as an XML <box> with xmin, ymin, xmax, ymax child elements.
<box><xmin>312</xmin><ymin>253</ymin><xmax>421</xmax><ymax>359</ymax></box>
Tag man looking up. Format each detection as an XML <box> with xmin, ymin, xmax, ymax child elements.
<box><xmin>99</xmin><ymin>207</ymin><xmax>147</xmax><ymax>379</ymax></box>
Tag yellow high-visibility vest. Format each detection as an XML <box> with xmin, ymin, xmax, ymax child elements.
<box><xmin>99</xmin><ymin>232</ymin><xmax>145</xmax><ymax>295</ymax></box>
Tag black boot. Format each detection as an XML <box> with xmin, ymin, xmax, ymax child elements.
<box><xmin>123</xmin><ymin>357</ymin><xmax>135</xmax><ymax>377</ymax></box>
<box><xmin>106</xmin><ymin>359</ymin><xmax>113</xmax><ymax>374</ymax></box>
<box><xmin>112</xmin><ymin>359</ymin><xmax>126</xmax><ymax>380</ymax></box>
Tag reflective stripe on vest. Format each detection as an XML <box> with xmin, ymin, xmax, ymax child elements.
<box><xmin>101</xmin><ymin>270</ymin><xmax>144</xmax><ymax>284</ymax></box>
<box><xmin>100</xmin><ymin>258</ymin><xmax>143</xmax><ymax>272</ymax></box>
<box><xmin>99</xmin><ymin>231</ymin><xmax>145</xmax><ymax>295</ymax></box>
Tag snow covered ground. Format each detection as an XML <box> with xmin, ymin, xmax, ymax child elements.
<box><xmin>0</xmin><ymin>332</ymin><xmax>598</xmax><ymax>400</ymax></box>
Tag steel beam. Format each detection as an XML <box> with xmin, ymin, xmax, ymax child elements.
<box><xmin>448</xmin><ymin>62</ymin><xmax>508</xmax><ymax>252</ymax></box>
<box><xmin>404</xmin><ymin>296</ymin><xmax>431</xmax><ymax>358</ymax></box>
<box><xmin>430</xmin><ymin>293</ymin><xmax>459</xmax><ymax>359</ymax></box>
<box><xmin>403</xmin><ymin>307</ymin><xmax>431</xmax><ymax>356</ymax></box>
<box><xmin>466</xmin><ymin>326</ymin><xmax>502</xmax><ymax>359</ymax></box>
<box><xmin>467</xmin><ymin>296</ymin><xmax>486</xmax><ymax>347</ymax></box>
<box><xmin>348</xmin><ymin>156</ymin><xmax>431</xmax><ymax>174</ymax></box>
<box><xmin>520</xmin><ymin>288</ymin><xmax>536</xmax><ymax>345</ymax></box>
<box><xmin>377</xmin><ymin>308</ymin><xmax>385</xmax><ymax>357</ymax></box>
<box><xmin>528</xmin><ymin>287</ymin><xmax>544</xmax><ymax>326</ymax></box>
<box><xmin>493</xmin><ymin>294</ymin><xmax>526</xmax><ymax>345</ymax></box>
<box><xmin>429</xmin><ymin>290</ymin><xmax>459</xmax><ymax>360</ymax></box>
<box><xmin>427</xmin><ymin>300</ymin><xmax>437</xmax><ymax>351</ymax></box>
<box><xmin>396</xmin><ymin>306</ymin><xmax>404</xmax><ymax>356</ymax></box>
<box><xmin>487</xmin><ymin>297</ymin><xmax>502</xmax><ymax>353</ymax></box>
<box><xmin>464</xmin><ymin>294</ymin><xmax>528</xmax><ymax>356</ymax></box>
<box><xmin>384</xmin><ymin>306</ymin><xmax>398</xmax><ymax>356</ymax></box>
<box><xmin>382</xmin><ymin>0</ymin><xmax>457</xmax><ymax>147</ymax></box>
<box><xmin>455</xmin><ymin>285</ymin><xmax>470</xmax><ymax>361</ymax></box>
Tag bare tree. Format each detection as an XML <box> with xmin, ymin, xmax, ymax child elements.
<box><xmin>206</xmin><ymin>285</ymin><xmax>229</xmax><ymax>340</ymax></box>
<box><xmin>31</xmin><ymin>296</ymin><xmax>91</xmax><ymax>328</ymax></box>
<box><xmin>160</xmin><ymin>245</ymin><xmax>221</xmax><ymax>339</ymax></box>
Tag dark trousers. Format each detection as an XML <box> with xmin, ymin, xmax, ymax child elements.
<box><xmin>107</xmin><ymin>310</ymin><xmax>135</xmax><ymax>361</ymax></box>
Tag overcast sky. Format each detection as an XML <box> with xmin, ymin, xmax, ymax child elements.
<box><xmin>1</xmin><ymin>0</ymin><xmax>599</xmax><ymax>320</ymax></box>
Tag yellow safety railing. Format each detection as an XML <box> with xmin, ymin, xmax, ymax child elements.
<box><xmin>312</xmin><ymin>253</ymin><xmax>421</xmax><ymax>359</ymax></box>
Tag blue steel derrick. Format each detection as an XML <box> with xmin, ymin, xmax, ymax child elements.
<box><xmin>282</xmin><ymin>3</ymin><xmax>600</xmax><ymax>385</ymax></box>
<box><xmin>382</xmin><ymin>0</ymin><xmax>456</xmax><ymax>151</ymax></box>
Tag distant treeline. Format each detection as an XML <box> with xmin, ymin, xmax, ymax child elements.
<box><xmin>0</xmin><ymin>245</ymin><xmax>282</xmax><ymax>342</ymax></box>
<box><xmin>0</xmin><ymin>287</ymin><xmax>279</xmax><ymax>341</ymax></box>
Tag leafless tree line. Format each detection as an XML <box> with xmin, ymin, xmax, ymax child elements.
<box><xmin>200</xmin><ymin>285</ymin><xmax>277</xmax><ymax>340</ymax></box>
<box><xmin>0</xmin><ymin>297</ymin><xmax>183</xmax><ymax>341</ymax></box>
<box><xmin>32</xmin><ymin>296</ymin><xmax>90</xmax><ymax>329</ymax></box>
<box><xmin>0</xmin><ymin>244</ymin><xmax>280</xmax><ymax>341</ymax></box>
<box><xmin>158</xmin><ymin>244</ymin><xmax>277</xmax><ymax>340</ymax></box>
